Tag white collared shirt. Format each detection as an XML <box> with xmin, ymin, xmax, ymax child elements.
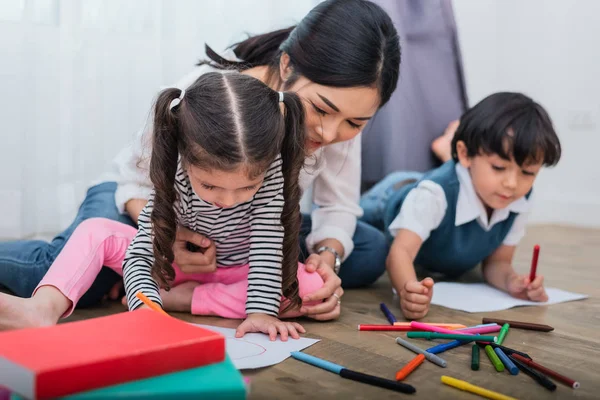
<box><xmin>388</xmin><ymin>163</ymin><xmax>533</xmax><ymax>246</ymax></box>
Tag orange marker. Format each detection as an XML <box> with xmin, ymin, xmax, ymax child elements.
<box><xmin>395</xmin><ymin>353</ymin><xmax>425</xmax><ymax>381</ymax></box>
<box><xmin>136</xmin><ymin>291</ymin><xmax>169</xmax><ymax>316</ymax></box>
<box><xmin>394</xmin><ymin>322</ymin><xmax>467</xmax><ymax>329</ymax></box>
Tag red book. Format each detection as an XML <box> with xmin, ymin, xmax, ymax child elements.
<box><xmin>0</xmin><ymin>310</ymin><xmax>225</xmax><ymax>399</ymax></box>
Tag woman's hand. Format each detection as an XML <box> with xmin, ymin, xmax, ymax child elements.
<box><xmin>300</xmin><ymin>253</ymin><xmax>343</xmax><ymax>321</ymax></box>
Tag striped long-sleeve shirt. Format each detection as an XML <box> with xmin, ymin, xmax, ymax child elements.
<box><xmin>122</xmin><ymin>157</ymin><xmax>285</xmax><ymax>316</ymax></box>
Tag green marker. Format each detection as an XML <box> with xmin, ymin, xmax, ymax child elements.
<box><xmin>496</xmin><ymin>323</ymin><xmax>510</xmax><ymax>345</ymax></box>
<box><xmin>471</xmin><ymin>344</ymin><xmax>480</xmax><ymax>371</ymax></box>
<box><xmin>485</xmin><ymin>345</ymin><xmax>505</xmax><ymax>372</ymax></box>
<box><xmin>407</xmin><ymin>332</ymin><xmax>497</xmax><ymax>342</ymax></box>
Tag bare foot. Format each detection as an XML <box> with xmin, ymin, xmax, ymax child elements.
<box><xmin>0</xmin><ymin>291</ymin><xmax>62</xmax><ymax>331</ymax></box>
<box><xmin>160</xmin><ymin>281</ymin><xmax>200</xmax><ymax>312</ymax></box>
<box><xmin>431</xmin><ymin>119</ymin><xmax>460</xmax><ymax>162</ymax></box>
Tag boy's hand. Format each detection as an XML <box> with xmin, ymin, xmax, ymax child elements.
<box><xmin>235</xmin><ymin>313</ymin><xmax>306</xmax><ymax>341</ymax></box>
<box><xmin>400</xmin><ymin>277</ymin><xmax>434</xmax><ymax>319</ymax></box>
<box><xmin>507</xmin><ymin>274</ymin><xmax>548</xmax><ymax>302</ymax></box>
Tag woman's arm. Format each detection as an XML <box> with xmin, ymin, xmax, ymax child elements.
<box><xmin>306</xmin><ymin>135</ymin><xmax>363</xmax><ymax>261</ymax></box>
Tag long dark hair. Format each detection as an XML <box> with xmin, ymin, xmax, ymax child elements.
<box><xmin>201</xmin><ymin>0</ymin><xmax>401</xmax><ymax>107</ymax></box>
<box><xmin>150</xmin><ymin>72</ymin><xmax>306</xmax><ymax>311</ymax></box>
<box><xmin>451</xmin><ymin>92</ymin><xmax>561</xmax><ymax>167</ymax></box>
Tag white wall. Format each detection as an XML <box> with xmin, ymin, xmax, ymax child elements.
<box><xmin>0</xmin><ymin>0</ymin><xmax>316</xmax><ymax>239</ymax></box>
<box><xmin>453</xmin><ymin>0</ymin><xmax>600</xmax><ymax>227</ymax></box>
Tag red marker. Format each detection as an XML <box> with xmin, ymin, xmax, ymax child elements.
<box><xmin>529</xmin><ymin>245</ymin><xmax>540</xmax><ymax>282</ymax></box>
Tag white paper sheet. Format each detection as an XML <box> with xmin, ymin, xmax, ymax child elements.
<box><xmin>430</xmin><ymin>282</ymin><xmax>588</xmax><ymax>313</ymax></box>
<box><xmin>195</xmin><ymin>324</ymin><xmax>319</xmax><ymax>369</ymax></box>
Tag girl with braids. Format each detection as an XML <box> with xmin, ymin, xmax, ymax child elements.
<box><xmin>0</xmin><ymin>72</ymin><xmax>319</xmax><ymax>340</ymax></box>
<box><xmin>1</xmin><ymin>0</ymin><xmax>401</xmax><ymax>321</ymax></box>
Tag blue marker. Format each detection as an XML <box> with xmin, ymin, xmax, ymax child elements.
<box><xmin>379</xmin><ymin>303</ymin><xmax>397</xmax><ymax>324</ymax></box>
<box><xmin>426</xmin><ymin>339</ymin><xmax>469</xmax><ymax>354</ymax></box>
<box><xmin>290</xmin><ymin>351</ymin><xmax>343</xmax><ymax>373</ymax></box>
<box><xmin>494</xmin><ymin>348</ymin><xmax>519</xmax><ymax>375</ymax></box>
<box><xmin>290</xmin><ymin>351</ymin><xmax>416</xmax><ymax>394</ymax></box>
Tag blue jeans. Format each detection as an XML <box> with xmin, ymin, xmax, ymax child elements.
<box><xmin>0</xmin><ymin>182</ymin><xmax>136</xmax><ymax>307</ymax></box>
<box><xmin>299</xmin><ymin>214</ymin><xmax>388</xmax><ymax>288</ymax></box>
<box><xmin>359</xmin><ymin>171</ymin><xmax>424</xmax><ymax>239</ymax></box>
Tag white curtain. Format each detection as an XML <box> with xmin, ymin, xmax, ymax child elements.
<box><xmin>0</xmin><ymin>0</ymin><xmax>317</xmax><ymax>239</ymax></box>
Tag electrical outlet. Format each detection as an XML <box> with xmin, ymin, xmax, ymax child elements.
<box><xmin>568</xmin><ymin>110</ymin><xmax>597</xmax><ymax>131</ymax></box>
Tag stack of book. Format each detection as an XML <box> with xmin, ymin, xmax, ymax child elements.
<box><xmin>0</xmin><ymin>310</ymin><xmax>246</xmax><ymax>400</ymax></box>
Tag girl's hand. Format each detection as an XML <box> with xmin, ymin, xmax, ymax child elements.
<box><xmin>507</xmin><ymin>274</ymin><xmax>549</xmax><ymax>302</ymax></box>
<box><xmin>173</xmin><ymin>225</ymin><xmax>217</xmax><ymax>273</ymax></box>
<box><xmin>235</xmin><ymin>314</ymin><xmax>306</xmax><ymax>341</ymax></box>
<box><xmin>400</xmin><ymin>277</ymin><xmax>434</xmax><ymax>320</ymax></box>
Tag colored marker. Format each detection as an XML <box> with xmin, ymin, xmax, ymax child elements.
<box><xmin>290</xmin><ymin>352</ymin><xmax>416</xmax><ymax>394</ymax></box>
<box><xmin>511</xmin><ymin>354</ymin><xmax>579</xmax><ymax>389</ymax></box>
<box><xmin>458</xmin><ymin>325</ymin><xmax>502</xmax><ymax>335</ymax></box>
<box><xmin>395</xmin><ymin>354</ymin><xmax>425</xmax><ymax>381</ymax></box>
<box><xmin>471</xmin><ymin>344</ymin><xmax>480</xmax><ymax>371</ymax></box>
<box><xmin>481</xmin><ymin>318</ymin><xmax>553</xmax><ymax>332</ymax></box>
<box><xmin>441</xmin><ymin>376</ymin><xmax>517</xmax><ymax>400</ymax></box>
<box><xmin>475</xmin><ymin>342</ymin><xmax>532</xmax><ymax>360</ymax></box>
<box><xmin>395</xmin><ymin>337</ymin><xmax>447</xmax><ymax>367</ymax></box>
<box><xmin>394</xmin><ymin>322</ymin><xmax>467</xmax><ymax>329</ymax></box>
<box><xmin>407</xmin><ymin>332</ymin><xmax>496</xmax><ymax>342</ymax></box>
<box><xmin>509</xmin><ymin>356</ymin><xmax>557</xmax><ymax>391</ymax></box>
<box><xmin>358</xmin><ymin>324</ymin><xmax>414</xmax><ymax>331</ymax></box>
<box><xmin>136</xmin><ymin>291</ymin><xmax>169</xmax><ymax>316</ymax></box>
<box><xmin>380</xmin><ymin>303</ymin><xmax>397</xmax><ymax>324</ymax></box>
<box><xmin>529</xmin><ymin>244</ymin><xmax>540</xmax><ymax>282</ymax></box>
<box><xmin>411</xmin><ymin>321</ymin><xmax>500</xmax><ymax>336</ymax></box>
<box><xmin>496</xmin><ymin>323</ymin><xmax>509</xmax><ymax>345</ymax></box>
<box><xmin>494</xmin><ymin>348</ymin><xmax>518</xmax><ymax>375</ymax></box>
<box><xmin>485</xmin><ymin>345</ymin><xmax>504</xmax><ymax>372</ymax></box>
<box><xmin>426</xmin><ymin>339</ymin><xmax>473</xmax><ymax>354</ymax></box>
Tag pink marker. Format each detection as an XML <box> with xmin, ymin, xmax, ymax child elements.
<box><xmin>459</xmin><ymin>325</ymin><xmax>502</xmax><ymax>335</ymax></box>
<box><xmin>410</xmin><ymin>321</ymin><xmax>468</xmax><ymax>335</ymax></box>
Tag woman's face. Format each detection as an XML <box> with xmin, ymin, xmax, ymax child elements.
<box><xmin>290</xmin><ymin>80</ymin><xmax>380</xmax><ymax>153</ymax></box>
<box><xmin>280</xmin><ymin>56</ymin><xmax>380</xmax><ymax>153</ymax></box>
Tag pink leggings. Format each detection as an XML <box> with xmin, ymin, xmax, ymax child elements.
<box><xmin>35</xmin><ymin>218</ymin><xmax>324</xmax><ymax>319</ymax></box>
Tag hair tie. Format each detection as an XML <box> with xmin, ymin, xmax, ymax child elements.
<box><xmin>278</xmin><ymin>91</ymin><xmax>284</xmax><ymax>102</ymax></box>
<box><xmin>169</xmin><ymin>88</ymin><xmax>186</xmax><ymax>110</ymax></box>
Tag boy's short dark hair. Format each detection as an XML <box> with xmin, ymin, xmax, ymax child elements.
<box><xmin>451</xmin><ymin>92</ymin><xmax>561</xmax><ymax>166</ymax></box>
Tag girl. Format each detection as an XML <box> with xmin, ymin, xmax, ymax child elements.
<box><xmin>360</xmin><ymin>92</ymin><xmax>561</xmax><ymax>319</ymax></box>
<box><xmin>0</xmin><ymin>72</ymin><xmax>322</xmax><ymax>340</ymax></box>
<box><xmin>0</xmin><ymin>0</ymin><xmax>401</xmax><ymax>319</ymax></box>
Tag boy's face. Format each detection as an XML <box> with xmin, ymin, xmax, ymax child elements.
<box><xmin>456</xmin><ymin>141</ymin><xmax>543</xmax><ymax>210</ymax></box>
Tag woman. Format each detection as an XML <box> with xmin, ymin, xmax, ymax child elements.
<box><xmin>0</xmin><ymin>0</ymin><xmax>400</xmax><ymax>321</ymax></box>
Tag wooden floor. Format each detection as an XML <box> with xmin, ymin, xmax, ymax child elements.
<box><xmin>64</xmin><ymin>225</ymin><xmax>600</xmax><ymax>399</ymax></box>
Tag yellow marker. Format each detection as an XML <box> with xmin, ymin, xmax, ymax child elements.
<box><xmin>136</xmin><ymin>291</ymin><xmax>169</xmax><ymax>316</ymax></box>
<box><xmin>441</xmin><ymin>376</ymin><xmax>518</xmax><ymax>400</ymax></box>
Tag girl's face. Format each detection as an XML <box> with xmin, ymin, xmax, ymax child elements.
<box><xmin>187</xmin><ymin>164</ymin><xmax>265</xmax><ymax>209</ymax></box>
<box><xmin>280</xmin><ymin>55</ymin><xmax>380</xmax><ymax>153</ymax></box>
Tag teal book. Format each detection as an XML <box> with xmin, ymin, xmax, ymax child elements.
<box><xmin>11</xmin><ymin>355</ymin><xmax>245</xmax><ymax>400</ymax></box>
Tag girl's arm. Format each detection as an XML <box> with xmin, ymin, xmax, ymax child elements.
<box><xmin>122</xmin><ymin>194</ymin><xmax>162</xmax><ymax>310</ymax></box>
<box><xmin>245</xmin><ymin>159</ymin><xmax>285</xmax><ymax>317</ymax></box>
